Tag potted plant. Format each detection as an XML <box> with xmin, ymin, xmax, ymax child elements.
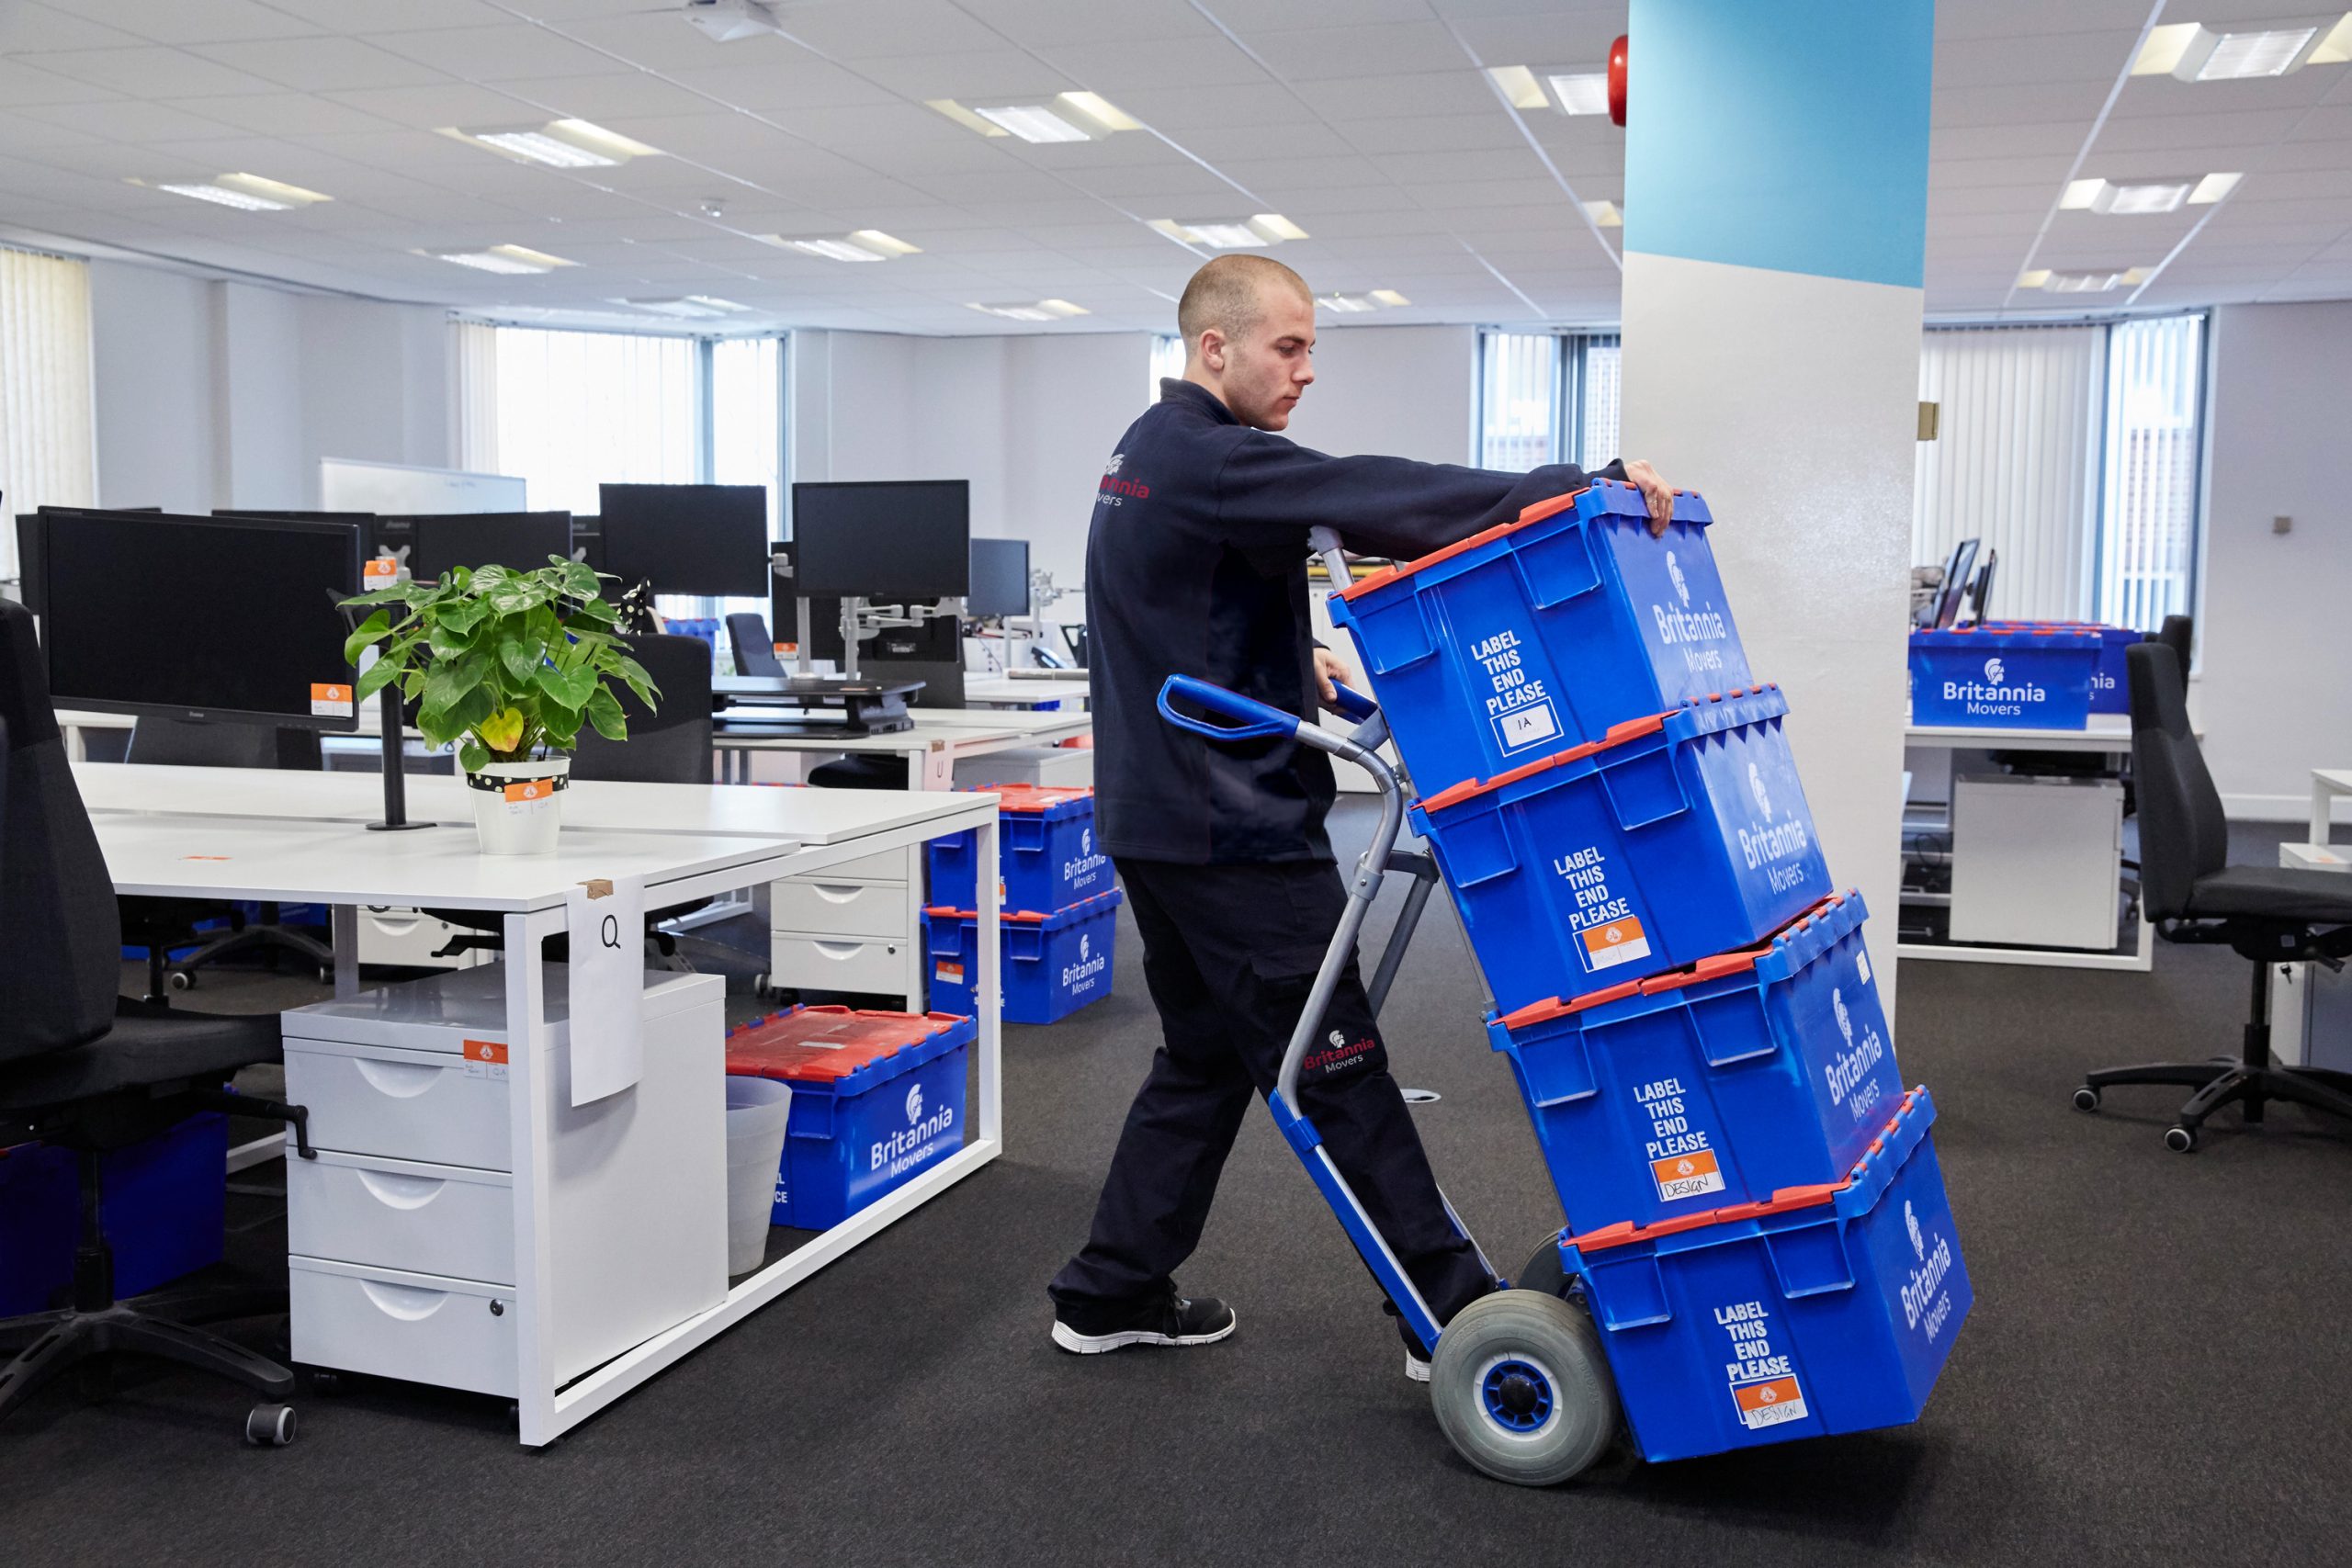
<box><xmin>342</xmin><ymin>558</ymin><xmax>656</xmax><ymax>854</ymax></box>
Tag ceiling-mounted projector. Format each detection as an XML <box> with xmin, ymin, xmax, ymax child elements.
<box><xmin>683</xmin><ymin>0</ymin><xmax>784</xmax><ymax>43</ymax></box>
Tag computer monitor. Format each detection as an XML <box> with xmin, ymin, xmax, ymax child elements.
<box><xmin>571</xmin><ymin>514</ymin><xmax>602</xmax><ymax>571</ymax></box>
<box><xmin>1931</xmin><ymin>538</ymin><xmax>1980</xmax><ymax>630</ymax></box>
<box><xmin>396</xmin><ymin>511</ymin><xmax>571</xmax><ymax>583</ymax></box>
<box><xmin>28</xmin><ymin>509</ymin><xmax>364</xmax><ymax>730</ymax></box>
<box><xmin>791</xmin><ymin>480</ymin><xmax>969</xmax><ymax>600</ymax></box>
<box><xmin>1963</xmin><ymin>550</ymin><xmax>1996</xmax><ymax>624</ymax></box>
<box><xmin>967</xmin><ymin>537</ymin><xmax>1030</xmax><ymax>618</ymax></box>
<box><xmin>599</xmin><ymin>483</ymin><xmax>768</xmax><ymax>597</ymax></box>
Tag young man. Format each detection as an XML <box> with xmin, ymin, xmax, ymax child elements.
<box><xmin>1050</xmin><ymin>254</ymin><xmax>1673</xmax><ymax>1373</ymax></box>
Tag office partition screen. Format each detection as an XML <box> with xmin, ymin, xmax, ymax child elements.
<box><xmin>33</xmin><ymin>509</ymin><xmax>364</xmax><ymax>729</ymax></box>
<box><xmin>599</xmin><ymin>483</ymin><xmax>768</xmax><ymax>596</ymax></box>
<box><xmin>401</xmin><ymin>511</ymin><xmax>572</xmax><ymax>582</ymax></box>
<box><xmin>967</xmin><ymin>537</ymin><xmax>1030</xmax><ymax>617</ymax></box>
<box><xmin>792</xmin><ymin>480</ymin><xmax>969</xmax><ymax>600</ymax></box>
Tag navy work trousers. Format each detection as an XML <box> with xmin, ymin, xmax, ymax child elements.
<box><xmin>1048</xmin><ymin>856</ymin><xmax>1492</xmax><ymax>1324</ymax></box>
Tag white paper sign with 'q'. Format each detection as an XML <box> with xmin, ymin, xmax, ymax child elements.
<box><xmin>566</xmin><ymin>875</ymin><xmax>645</xmax><ymax>1107</ymax></box>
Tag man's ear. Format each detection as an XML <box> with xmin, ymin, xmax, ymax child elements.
<box><xmin>1198</xmin><ymin>327</ymin><xmax>1226</xmax><ymax>374</ymax></box>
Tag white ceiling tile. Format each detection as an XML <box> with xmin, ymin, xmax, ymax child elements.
<box><xmin>363</xmin><ymin>25</ymin><xmax>626</xmax><ymax>82</ymax></box>
<box><xmin>967</xmin><ymin>0</ymin><xmax>1217</xmax><ymax>48</ymax></box>
<box><xmin>157</xmin><ymin>92</ymin><xmax>401</xmax><ymax>136</ymax></box>
<box><xmin>493</xmin><ymin>71</ymin><xmax>727</xmax><ymax>120</ymax></box>
<box><xmin>265</xmin><ymin>1</ymin><xmax>516</xmax><ymax>30</ymax></box>
<box><xmin>758</xmin><ymin>2</ymin><xmax>1013</xmax><ymax>61</ymax></box>
<box><xmin>1238</xmin><ymin>22</ymin><xmax>1474</xmax><ymax>82</ymax></box>
<box><xmin>0</xmin><ymin>3</ymin><xmax>153</xmax><ymax>51</ymax></box>
<box><xmin>15</xmin><ymin>98</ymin><xmax>253</xmax><ymax>144</ymax></box>
<box><xmin>659</xmin><ymin>60</ymin><xmax>900</xmax><ymax>111</ymax></box>
<box><xmin>1343</xmin><ymin>113</ymin><xmax>1533</xmax><ymax>156</ymax></box>
<box><xmin>183</xmin><ymin>36</ymin><xmax>452</xmax><ymax>92</ymax></box>
<box><xmin>851</xmin><ymin>50</ymin><xmax>1078</xmax><ymax>102</ymax></box>
<box><xmin>318</xmin><ymin>82</ymin><xmax>548</xmax><ymax>128</ymax></box>
<box><xmin>1039</xmin><ymin>35</ymin><xmax>1268</xmax><ymax>92</ymax></box>
<box><xmin>15</xmin><ymin>45</ymin><xmax>285</xmax><ymax>97</ymax></box>
<box><xmin>105</xmin><ymin>0</ymin><xmax>329</xmax><ymax>45</ymax></box>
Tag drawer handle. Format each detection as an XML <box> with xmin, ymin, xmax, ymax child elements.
<box><xmin>809</xmin><ymin>885</ymin><xmax>866</xmax><ymax>904</ymax></box>
<box><xmin>354</xmin><ymin>1058</ymin><xmax>446</xmax><ymax>1099</ymax></box>
<box><xmin>356</xmin><ymin>1170</ymin><xmax>448</xmax><ymax>1209</ymax></box>
<box><xmin>358</xmin><ymin>1280</ymin><xmax>452</xmax><ymax>1320</ymax></box>
<box><xmin>812</xmin><ymin>941</ymin><xmax>867</xmax><ymax>959</ymax></box>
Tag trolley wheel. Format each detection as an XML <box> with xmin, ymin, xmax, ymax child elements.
<box><xmin>2165</xmin><ymin>1124</ymin><xmax>2198</xmax><ymax>1153</ymax></box>
<box><xmin>1430</xmin><ymin>1289</ymin><xmax>1616</xmax><ymax>1487</ymax></box>
<box><xmin>317</xmin><ymin>965</ymin><xmax>334</xmax><ymax>986</ymax></box>
<box><xmin>244</xmin><ymin>1403</ymin><xmax>297</xmax><ymax>1447</ymax></box>
<box><xmin>2072</xmin><ymin>1086</ymin><xmax>2099</xmax><ymax>1112</ymax></box>
<box><xmin>167</xmin><ymin>970</ymin><xmax>197</xmax><ymax>993</ymax></box>
<box><xmin>1515</xmin><ymin>1234</ymin><xmax>1571</xmax><ymax>1301</ymax></box>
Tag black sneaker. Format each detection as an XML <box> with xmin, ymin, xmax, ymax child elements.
<box><xmin>1400</xmin><ymin>1311</ymin><xmax>1432</xmax><ymax>1383</ymax></box>
<box><xmin>1051</xmin><ymin>1289</ymin><xmax>1237</xmax><ymax>1355</ymax></box>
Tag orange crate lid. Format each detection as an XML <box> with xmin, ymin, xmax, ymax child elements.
<box><xmin>725</xmin><ymin>1005</ymin><xmax>962</xmax><ymax>1082</ymax></box>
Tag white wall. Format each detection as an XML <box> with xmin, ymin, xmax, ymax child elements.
<box><xmin>1282</xmin><ymin>323</ymin><xmax>1478</xmax><ymax>465</ymax></box>
<box><xmin>2200</xmin><ymin>300</ymin><xmax>2352</xmax><ymax>819</ymax></box>
<box><xmin>86</xmin><ymin>259</ymin><xmax>453</xmax><ymax>514</ymax></box>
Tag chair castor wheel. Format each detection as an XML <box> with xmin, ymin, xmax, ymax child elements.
<box><xmin>244</xmin><ymin>1403</ymin><xmax>297</xmax><ymax>1446</ymax></box>
<box><xmin>318</xmin><ymin>965</ymin><xmax>335</xmax><ymax>986</ymax></box>
<box><xmin>2072</xmin><ymin>1086</ymin><xmax>2099</xmax><ymax>1112</ymax></box>
<box><xmin>2165</xmin><ymin>1124</ymin><xmax>2198</xmax><ymax>1153</ymax></box>
<box><xmin>168</xmin><ymin>970</ymin><xmax>197</xmax><ymax>992</ymax></box>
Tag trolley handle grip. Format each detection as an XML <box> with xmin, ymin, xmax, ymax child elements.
<box><xmin>1158</xmin><ymin>675</ymin><xmax>1300</xmax><ymax>742</ymax></box>
<box><xmin>1326</xmin><ymin>680</ymin><xmax>1376</xmax><ymax>724</ymax></box>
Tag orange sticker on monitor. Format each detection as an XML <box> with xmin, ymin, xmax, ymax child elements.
<box><xmin>1577</xmin><ymin>916</ymin><xmax>1652</xmax><ymax>972</ymax></box>
<box><xmin>1650</xmin><ymin>1147</ymin><xmax>1725</xmax><ymax>1202</ymax></box>
<box><xmin>363</xmin><ymin>557</ymin><xmax>399</xmax><ymax>586</ymax></box>
<box><xmin>310</xmin><ymin>682</ymin><xmax>354</xmax><ymax>717</ymax></box>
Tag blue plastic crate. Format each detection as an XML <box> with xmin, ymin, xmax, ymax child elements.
<box><xmin>1984</xmin><ymin>621</ymin><xmax>2142</xmax><ymax>715</ymax></box>
<box><xmin>1557</xmin><ymin>1088</ymin><xmax>1970</xmax><ymax>1463</ymax></box>
<box><xmin>1909</xmin><ymin>626</ymin><xmax>2098</xmax><ymax>729</ymax></box>
<box><xmin>1487</xmin><ymin>890</ymin><xmax>1902</xmax><ymax>1229</ymax></box>
<box><xmin>0</xmin><ymin>1114</ymin><xmax>228</xmax><ymax>1314</ymax></box>
<box><xmin>924</xmin><ymin>886</ymin><xmax>1123</xmax><ymax>1024</ymax></box>
<box><xmin>1326</xmin><ymin>480</ymin><xmax>1751</xmax><ymax>793</ymax></box>
<box><xmin>1413</xmin><ymin>685</ymin><xmax>1832</xmax><ymax>1015</ymax></box>
<box><xmin>726</xmin><ymin>1007</ymin><xmax>976</xmax><ymax>1231</ymax></box>
<box><xmin>924</xmin><ymin>784</ymin><xmax>1113</xmax><ymax>914</ymax></box>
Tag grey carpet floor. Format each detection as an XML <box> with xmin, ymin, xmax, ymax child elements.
<box><xmin>3</xmin><ymin>809</ymin><xmax>2344</xmax><ymax>1565</ymax></box>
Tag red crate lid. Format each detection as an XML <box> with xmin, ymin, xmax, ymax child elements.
<box><xmin>967</xmin><ymin>782</ymin><xmax>1092</xmax><ymax>813</ymax></box>
<box><xmin>724</xmin><ymin>1005</ymin><xmax>963</xmax><ymax>1083</ymax></box>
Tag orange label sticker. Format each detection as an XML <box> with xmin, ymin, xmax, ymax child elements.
<box><xmin>1650</xmin><ymin>1146</ymin><xmax>1725</xmax><ymax>1202</ymax></box>
<box><xmin>310</xmin><ymin>682</ymin><xmax>354</xmax><ymax>717</ymax></box>
<box><xmin>1732</xmin><ymin>1375</ymin><xmax>1809</xmax><ymax>1429</ymax></box>
<box><xmin>461</xmin><ymin>1037</ymin><xmax>509</xmax><ymax>1079</ymax></box>
<box><xmin>503</xmin><ymin>780</ymin><xmax>551</xmax><ymax>804</ymax></box>
<box><xmin>363</xmin><ymin>557</ymin><xmax>400</xmax><ymax>585</ymax></box>
<box><xmin>934</xmin><ymin>962</ymin><xmax>965</xmax><ymax>985</ymax></box>
<box><xmin>181</xmin><ymin>854</ymin><xmax>232</xmax><ymax>862</ymax></box>
<box><xmin>1577</xmin><ymin>915</ymin><xmax>1652</xmax><ymax>972</ymax></box>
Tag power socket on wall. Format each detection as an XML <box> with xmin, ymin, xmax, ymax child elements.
<box><xmin>2274</xmin><ymin>514</ymin><xmax>2293</xmax><ymax>535</ymax></box>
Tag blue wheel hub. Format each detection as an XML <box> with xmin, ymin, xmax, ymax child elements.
<box><xmin>1480</xmin><ymin>1359</ymin><xmax>1554</xmax><ymax>1432</ymax></box>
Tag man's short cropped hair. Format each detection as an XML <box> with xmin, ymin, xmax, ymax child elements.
<box><xmin>1176</xmin><ymin>254</ymin><xmax>1311</xmax><ymax>351</ymax></box>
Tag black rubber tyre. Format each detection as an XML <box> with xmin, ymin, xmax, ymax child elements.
<box><xmin>2072</xmin><ymin>1086</ymin><xmax>2099</xmax><ymax>1112</ymax></box>
<box><xmin>1516</xmin><ymin>1233</ymin><xmax>1571</xmax><ymax>1300</ymax></box>
<box><xmin>2165</xmin><ymin>1124</ymin><xmax>2198</xmax><ymax>1153</ymax></box>
<box><xmin>244</xmin><ymin>1404</ymin><xmax>297</xmax><ymax>1447</ymax></box>
<box><xmin>1430</xmin><ymin>1289</ymin><xmax>1616</xmax><ymax>1487</ymax></box>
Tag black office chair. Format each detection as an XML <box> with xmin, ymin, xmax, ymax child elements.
<box><xmin>2074</xmin><ymin>643</ymin><xmax>2352</xmax><ymax>1152</ymax></box>
<box><xmin>2154</xmin><ymin>614</ymin><xmax>2191</xmax><ymax>680</ymax></box>
<box><xmin>727</xmin><ymin>612</ymin><xmax>785</xmax><ymax>678</ymax></box>
<box><xmin>119</xmin><ymin>717</ymin><xmax>335</xmax><ymax>998</ymax></box>
<box><xmin>0</xmin><ymin>601</ymin><xmax>313</xmax><ymax>1443</ymax></box>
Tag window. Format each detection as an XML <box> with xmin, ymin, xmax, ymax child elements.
<box><xmin>711</xmin><ymin>336</ymin><xmax>782</xmax><ymax>536</ymax></box>
<box><xmin>2097</xmin><ymin>314</ymin><xmax>2205</xmax><ymax>632</ymax></box>
<box><xmin>1149</xmin><ymin>333</ymin><xmax>1184</xmax><ymax>400</ymax></box>
<box><xmin>1476</xmin><ymin>331</ymin><xmax>1622</xmax><ymax>471</ymax></box>
<box><xmin>0</xmin><ymin>246</ymin><xmax>96</xmax><ymax>579</ymax></box>
<box><xmin>479</xmin><ymin>326</ymin><xmax>699</xmax><ymax>517</ymax></box>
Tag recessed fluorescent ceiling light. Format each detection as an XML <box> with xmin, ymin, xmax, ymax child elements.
<box><xmin>2314</xmin><ymin>15</ymin><xmax>2352</xmax><ymax>64</ymax></box>
<box><xmin>446</xmin><ymin>119</ymin><xmax>661</xmax><ymax>167</ymax></box>
<box><xmin>1057</xmin><ymin>92</ymin><xmax>1139</xmax><ymax>131</ymax></box>
<box><xmin>974</xmin><ymin>104</ymin><xmax>1091</xmax><ymax>142</ymax></box>
<box><xmin>1151</xmin><ymin>216</ymin><xmax>1308</xmax><ymax>249</ymax></box>
<box><xmin>2143</xmin><ymin>23</ymin><xmax>2325</xmax><ymax>79</ymax></box>
<box><xmin>1547</xmin><ymin>72</ymin><xmax>1611</xmax><ymax>115</ymax></box>
<box><xmin>1585</xmin><ymin>198</ymin><xmax>1623</xmax><ymax>227</ymax></box>
<box><xmin>967</xmin><ymin>299</ymin><xmax>1090</xmax><ymax>322</ymax></box>
<box><xmin>1369</xmin><ymin>289</ymin><xmax>1409</xmax><ymax>307</ymax></box>
<box><xmin>436</xmin><ymin>244</ymin><xmax>575</xmax><ymax>275</ymax></box>
<box><xmin>1485</xmin><ymin>65</ymin><xmax>1548</xmax><ymax>109</ymax></box>
<box><xmin>2026</xmin><ymin>267</ymin><xmax>2150</xmax><ymax>293</ymax></box>
<box><xmin>147</xmin><ymin>173</ymin><xmax>331</xmax><ymax>210</ymax></box>
<box><xmin>772</xmin><ymin>231</ymin><xmax>921</xmax><ymax>262</ymax></box>
<box><xmin>621</xmin><ymin>296</ymin><xmax>750</xmax><ymax>318</ymax></box>
<box><xmin>1317</xmin><ymin>293</ymin><xmax>1378</xmax><ymax>313</ymax></box>
<box><xmin>2063</xmin><ymin>175</ymin><xmax>2240</xmax><ymax>213</ymax></box>
<box><xmin>2188</xmin><ymin>171</ymin><xmax>2243</xmax><ymax>203</ymax></box>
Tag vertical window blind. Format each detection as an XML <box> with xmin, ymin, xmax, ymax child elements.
<box><xmin>1477</xmin><ymin>332</ymin><xmax>1623</xmax><ymax>472</ymax></box>
<box><xmin>1913</xmin><ymin>325</ymin><xmax>2106</xmax><ymax>622</ymax></box>
<box><xmin>0</xmin><ymin>246</ymin><xmax>96</xmax><ymax>579</ymax></box>
<box><xmin>2098</xmin><ymin>315</ymin><xmax>2205</xmax><ymax>632</ymax></box>
<box><xmin>475</xmin><ymin>325</ymin><xmax>698</xmax><ymax>517</ymax></box>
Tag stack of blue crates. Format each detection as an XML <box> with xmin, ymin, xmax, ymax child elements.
<box><xmin>1328</xmin><ymin>478</ymin><xmax>1972</xmax><ymax>1461</ymax></box>
<box><xmin>922</xmin><ymin>784</ymin><xmax>1122</xmax><ymax>1025</ymax></box>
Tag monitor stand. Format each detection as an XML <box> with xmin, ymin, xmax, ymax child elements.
<box><xmin>368</xmin><ymin>682</ymin><xmax>434</xmax><ymax>831</ymax></box>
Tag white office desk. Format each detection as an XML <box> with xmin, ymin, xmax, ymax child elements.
<box><xmin>2312</xmin><ymin>769</ymin><xmax>2352</xmax><ymax>851</ymax></box>
<box><xmin>90</xmin><ymin>789</ymin><xmax>1001</xmax><ymax>1449</ymax></box>
<box><xmin>1901</xmin><ymin>713</ymin><xmax>2150</xmax><ymax>972</ymax></box>
<box><xmin>712</xmin><ymin>706</ymin><xmax>1091</xmax><ymax>788</ymax></box>
<box><xmin>55</xmin><ymin>705</ymin><xmax>424</xmax><ymax>761</ymax></box>
<box><xmin>963</xmin><ymin>675</ymin><xmax>1090</xmax><ymax>708</ymax></box>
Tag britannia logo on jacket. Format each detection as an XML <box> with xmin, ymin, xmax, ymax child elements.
<box><xmin>1104</xmin><ymin>454</ymin><xmax>1125</xmax><ymax>475</ymax></box>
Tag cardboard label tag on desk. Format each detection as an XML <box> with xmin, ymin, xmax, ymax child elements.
<box><xmin>567</xmin><ymin>875</ymin><xmax>646</xmax><ymax>1107</ymax></box>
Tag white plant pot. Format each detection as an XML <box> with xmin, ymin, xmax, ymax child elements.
<box><xmin>467</xmin><ymin>757</ymin><xmax>571</xmax><ymax>856</ymax></box>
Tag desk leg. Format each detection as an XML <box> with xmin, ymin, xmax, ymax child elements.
<box><xmin>63</xmin><ymin>722</ymin><xmax>86</xmax><ymax>763</ymax></box>
<box><xmin>503</xmin><ymin>918</ymin><xmax>560</xmax><ymax>1448</ymax></box>
<box><xmin>976</xmin><ymin>813</ymin><xmax>1001</xmax><ymax>1145</ymax></box>
<box><xmin>2314</xmin><ymin>780</ymin><xmax>2334</xmax><ymax>850</ymax></box>
<box><xmin>331</xmin><ymin>906</ymin><xmax>359</xmax><ymax>998</ymax></box>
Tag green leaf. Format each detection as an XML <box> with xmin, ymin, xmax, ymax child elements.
<box><xmin>342</xmin><ymin>609</ymin><xmax>393</xmax><ymax>664</ymax></box>
<box><xmin>498</xmin><ymin>637</ymin><xmax>540</xmax><ymax>685</ymax></box>
<box><xmin>354</xmin><ymin>658</ymin><xmax>402</xmax><ymax>704</ymax></box>
<box><xmin>427</xmin><ymin>617</ymin><xmax>477</xmax><ymax>660</ymax></box>
<box><xmin>535</xmin><ymin>662</ymin><xmax>596</xmax><ymax>713</ymax></box>
<box><xmin>539</xmin><ymin>706</ymin><xmax>583</xmax><ymax>750</ymax></box>
<box><xmin>437</xmin><ymin>598</ymin><xmax>492</xmax><ymax>634</ymax></box>
<box><xmin>458</xmin><ymin>739</ymin><xmax>489</xmax><ymax>773</ymax></box>
<box><xmin>614</xmin><ymin>655</ymin><xmax>660</xmax><ymax>711</ymax></box>
<box><xmin>584</xmin><ymin>683</ymin><xmax>628</xmax><ymax>741</ymax></box>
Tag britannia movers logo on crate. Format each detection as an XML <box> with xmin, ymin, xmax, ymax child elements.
<box><xmin>1636</xmin><ymin>1077</ymin><xmax>1724</xmax><ymax>1201</ymax></box>
<box><xmin>1552</xmin><ymin>846</ymin><xmax>1652</xmax><ymax>972</ymax></box>
<box><xmin>872</xmin><ymin>1078</ymin><xmax>955</xmax><ymax>1179</ymax></box>
<box><xmin>1735</xmin><ymin>757</ymin><xmax>1815</xmax><ymax>897</ymax></box>
<box><xmin>1471</xmin><ymin>627</ymin><xmax>1561</xmax><ymax>755</ymax></box>
<box><xmin>1063</xmin><ymin>827</ymin><xmax>1109</xmax><ymax>894</ymax></box>
<box><xmin>1717</xmin><ymin>1300</ymin><xmax>1809</xmax><ymax>1430</ymax></box>
<box><xmin>1824</xmin><ymin>982</ymin><xmax>1888</xmax><ymax>1127</ymax></box>
<box><xmin>1938</xmin><ymin>654</ymin><xmax>2048</xmax><ymax>720</ymax></box>
<box><xmin>1900</xmin><ymin>1199</ymin><xmax>1960</xmax><ymax>1346</ymax></box>
<box><xmin>1649</xmin><ymin>550</ymin><xmax>1735</xmax><ymax>679</ymax></box>
<box><xmin>1061</xmin><ymin>931</ymin><xmax>1108</xmax><ymax>993</ymax></box>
